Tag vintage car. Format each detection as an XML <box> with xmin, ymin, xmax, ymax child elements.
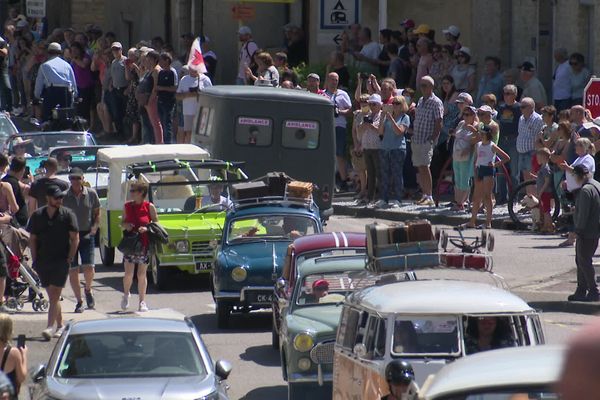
<box><xmin>277</xmin><ymin>253</ymin><xmax>376</xmax><ymax>400</ymax></box>
<box><xmin>0</xmin><ymin>111</ymin><xmax>18</xmax><ymax>143</ymax></box>
<box><xmin>96</xmin><ymin>144</ymin><xmax>247</xmax><ymax>290</ymax></box>
<box><xmin>332</xmin><ymin>279</ymin><xmax>546</xmax><ymax>400</ymax></box>
<box><xmin>6</xmin><ymin>131</ymin><xmax>97</xmax><ymax>173</ymax></box>
<box><xmin>419</xmin><ymin>345</ymin><xmax>565</xmax><ymax>399</ymax></box>
<box><xmin>212</xmin><ymin>198</ymin><xmax>324</xmax><ymax>328</ymax></box>
<box><xmin>273</xmin><ymin>232</ymin><xmax>367</xmax><ymax>349</ymax></box>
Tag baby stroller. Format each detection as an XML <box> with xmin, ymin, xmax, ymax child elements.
<box><xmin>1</xmin><ymin>225</ymin><xmax>48</xmax><ymax>312</ymax></box>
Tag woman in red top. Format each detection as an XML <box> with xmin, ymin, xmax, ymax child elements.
<box><xmin>121</xmin><ymin>182</ymin><xmax>158</xmax><ymax>312</ymax></box>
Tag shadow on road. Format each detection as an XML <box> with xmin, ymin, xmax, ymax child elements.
<box><xmin>94</xmin><ymin>271</ymin><xmax>211</xmax><ymax>294</ymax></box>
<box><xmin>240</xmin><ymin>344</ymin><xmax>280</xmax><ymax>367</ymax></box>
<box><xmin>189</xmin><ymin>311</ymin><xmax>271</xmax><ymax>334</ymax></box>
<box><xmin>241</xmin><ymin>385</ymin><xmax>287</xmax><ymax>400</ymax></box>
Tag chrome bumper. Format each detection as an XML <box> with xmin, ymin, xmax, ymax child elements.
<box><xmin>214</xmin><ymin>286</ymin><xmax>274</xmax><ymax>304</ymax></box>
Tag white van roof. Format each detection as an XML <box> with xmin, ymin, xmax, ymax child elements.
<box><xmin>97</xmin><ymin>144</ymin><xmax>209</xmax><ymax>169</ymax></box>
<box><xmin>347</xmin><ymin>280</ymin><xmax>533</xmax><ymax>314</ymax></box>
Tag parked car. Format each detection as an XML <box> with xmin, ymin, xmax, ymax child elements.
<box><xmin>273</xmin><ymin>232</ymin><xmax>367</xmax><ymax>349</ymax></box>
<box><xmin>277</xmin><ymin>252</ymin><xmax>381</xmax><ymax>400</ymax></box>
<box><xmin>332</xmin><ymin>279</ymin><xmax>546</xmax><ymax>400</ymax></box>
<box><xmin>96</xmin><ymin>144</ymin><xmax>247</xmax><ymax>291</ymax></box>
<box><xmin>419</xmin><ymin>345</ymin><xmax>565</xmax><ymax>399</ymax></box>
<box><xmin>213</xmin><ymin>198</ymin><xmax>324</xmax><ymax>328</ymax></box>
<box><xmin>192</xmin><ymin>86</ymin><xmax>335</xmax><ymax>216</ymax></box>
<box><xmin>29</xmin><ymin>317</ymin><xmax>232</xmax><ymax>400</ymax></box>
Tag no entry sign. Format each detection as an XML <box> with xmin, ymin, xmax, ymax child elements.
<box><xmin>584</xmin><ymin>78</ymin><xmax>600</xmax><ymax>118</ymax></box>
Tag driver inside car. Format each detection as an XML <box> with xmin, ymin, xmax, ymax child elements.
<box><xmin>183</xmin><ymin>181</ymin><xmax>232</xmax><ymax>211</ymax></box>
<box><xmin>304</xmin><ymin>279</ymin><xmax>329</xmax><ymax>303</ymax></box>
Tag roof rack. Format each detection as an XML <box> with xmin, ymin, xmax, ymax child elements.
<box><xmin>232</xmin><ymin>195</ymin><xmax>318</xmax><ymax>212</ymax></box>
<box><xmin>368</xmin><ymin>250</ymin><xmax>494</xmax><ymax>273</ymax></box>
<box><xmin>129</xmin><ymin>159</ymin><xmax>247</xmax><ymax>174</ymax></box>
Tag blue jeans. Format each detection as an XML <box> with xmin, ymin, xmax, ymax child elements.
<box><xmin>158</xmin><ymin>100</ymin><xmax>175</xmax><ymax>144</ymax></box>
<box><xmin>379</xmin><ymin>149</ymin><xmax>406</xmax><ymax>202</ymax></box>
<box><xmin>140</xmin><ymin>108</ymin><xmax>154</xmax><ymax>144</ymax></box>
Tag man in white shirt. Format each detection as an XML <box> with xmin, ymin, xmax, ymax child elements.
<box><xmin>552</xmin><ymin>48</ymin><xmax>572</xmax><ymax>112</ymax></box>
<box><xmin>237</xmin><ymin>26</ymin><xmax>258</xmax><ymax>85</ymax></box>
<box><xmin>352</xmin><ymin>27</ymin><xmax>381</xmax><ymax>75</ymax></box>
<box><xmin>202</xmin><ymin>181</ymin><xmax>233</xmax><ymax>208</ymax></box>
<box><xmin>175</xmin><ymin>68</ymin><xmax>212</xmax><ymax>143</ymax></box>
<box><xmin>324</xmin><ymin>72</ymin><xmax>352</xmax><ymax>190</ymax></box>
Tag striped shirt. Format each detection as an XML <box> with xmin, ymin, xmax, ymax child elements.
<box><xmin>516</xmin><ymin>112</ymin><xmax>544</xmax><ymax>153</ymax></box>
<box><xmin>413</xmin><ymin>93</ymin><xmax>444</xmax><ymax>144</ymax></box>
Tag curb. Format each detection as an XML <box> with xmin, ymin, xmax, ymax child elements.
<box><xmin>527</xmin><ymin>301</ymin><xmax>600</xmax><ymax>315</ymax></box>
<box><xmin>333</xmin><ymin>204</ymin><xmax>518</xmax><ymax>230</ymax></box>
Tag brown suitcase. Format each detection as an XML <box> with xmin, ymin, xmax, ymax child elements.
<box><xmin>231</xmin><ymin>181</ymin><xmax>269</xmax><ymax>200</ymax></box>
<box><xmin>366</xmin><ymin>222</ymin><xmax>390</xmax><ymax>257</ymax></box>
<box><xmin>407</xmin><ymin>219</ymin><xmax>434</xmax><ymax>242</ymax></box>
<box><xmin>287</xmin><ymin>181</ymin><xmax>313</xmax><ymax>199</ymax></box>
<box><xmin>387</xmin><ymin>222</ymin><xmax>408</xmax><ymax>244</ymax></box>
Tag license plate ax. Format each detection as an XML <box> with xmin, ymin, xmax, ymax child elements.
<box><xmin>195</xmin><ymin>262</ymin><xmax>212</xmax><ymax>272</ymax></box>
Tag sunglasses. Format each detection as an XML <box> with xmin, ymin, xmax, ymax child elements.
<box><xmin>69</xmin><ymin>176</ymin><xmax>82</xmax><ymax>180</ymax></box>
<box><xmin>129</xmin><ymin>189</ymin><xmax>141</xmax><ymax>193</ymax></box>
<box><xmin>462</xmin><ymin>113</ymin><xmax>474</xmax><ymax>117</ymax></box>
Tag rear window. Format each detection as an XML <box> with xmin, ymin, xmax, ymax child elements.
<box><xmin>235</xmin><ymin>116</ymin><xmax>272</xmax><ymax>146</ymax></box>
<box><xmin>282</xmin><ymin>120</ymin><xmax>319</xmax><ymax>149</ymax></box>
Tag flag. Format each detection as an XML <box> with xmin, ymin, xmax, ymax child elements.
<box><xmin>186</xmin><ymin>37</ymin><xmax>207</xmax><ymax>74</ymax></box>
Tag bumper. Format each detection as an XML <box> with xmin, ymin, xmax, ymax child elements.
<box><xmin>158</xmin><ymin>253</ymin><xmax>214</xmax><ymax>274</ymax></box>
<box><xmin>288</xmin><ymin>371</ymin><xmax>333</xmax><ymax>384</ymax></box>
<box><xmin>214</xmin><ymin>286</ymin><xmax>274</xmax><ymax>306</ymax></box>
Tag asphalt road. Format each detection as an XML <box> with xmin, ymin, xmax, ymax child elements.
<box><xmin>15</xmin><ymin>216</ymin><xmax>597</xmax><ymax>399</ymax></box>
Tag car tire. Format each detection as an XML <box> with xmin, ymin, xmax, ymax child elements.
<box><xmin>150</xmin><ymin>254</ymin><xmax>169</xmax><ymax>291</ymax></box>
<box><xmin>100</xmin><ymin>244</ymin><xmax>115</xmax><ymax>266</ymax></box>
<box><xmin>271</xmin><ymin>313</ymin><xmax>280</xmax><ymax>350</ymax></box>
<box><xmin>216</xmin><ymin>300</ymin><xmax>230</xmax><ymax>329</ymax></box>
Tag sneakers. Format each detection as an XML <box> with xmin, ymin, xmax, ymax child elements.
<box><xmin>41</xmin><ymin>328</ymin><xmax>53</xmax><ymax>340</ymax></box>
<box><xmin>586</xmin><ymin>291</ymin><xmax>600</xmax><ymax>302</ymax></box>
<box><xmin>121</xmin><ymin>293</ymin><xmax>130</xmax><ymax>311</ymax></box>
<box><xmin>388</xmin><ymin>200</ymin><xmax>401</xmax><ymax>209</ymax></box>
<box><xmin>74</xmin><ymin>301</ymin><xmax>84</xmax><ymax>313</ymax></box>
<box><xmin>419</xmin><ymin>197</ymin><xmax>435</xmax><ymax>207</ymax></box>
<box><xmin>568</xmin><ymin>290</ymin><xmax>588</xmax><ymax>302</ymax></box>
<box><xmin>138</xmin><ymin>301</ymin><xmax>149</xmax><ymax>312</ymax></box>
<box><xmin>374</xmin><ymin>200</ymin><xmax>388</xmax><ymax>209</ymax></box>
<box><xmin>85</xmin><ymin>290</ymin><xmax>95</xmax><ymax>309</ymax></box>
<box><xmin>53</xmin><ymin>326</ymin><xmax>65</xmax><ymax>338</ymax></box>
<box><xmin>0</xmin><ymin>304</ymin><xmax>13</xmax><ymax>314</ymax></box>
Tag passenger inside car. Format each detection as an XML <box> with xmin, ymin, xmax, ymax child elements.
<box><xmin>393</xmin><ymin>321</ymin><xmax>420</xmax><ymax>353</ymax></box>
<box><xmin>464</xmin><ymin>316</ymin><xmax>517</xmax><ymax>355</ymax></box>
<box><xmin>304</xmin><ymin>279</ymin><xmax>329</xmax><ymax>304</ymax></box>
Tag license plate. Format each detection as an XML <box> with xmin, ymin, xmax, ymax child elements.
<box><xmin>195</xmin><ymin>262</ymin><xmax>212</xmax><ymax>272</ymax></box>
<box><xmin>245</xmin><ymin>291</ymin><xmax>274</xmax><ymax>303</ymax></box>
<box><xmin>257</xmin><ymin>294</ymin><xmax>273</xmax><ymax>303</ymax></box>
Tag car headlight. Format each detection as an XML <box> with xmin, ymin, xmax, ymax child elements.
<box><xmin>297</xmin><ymin>357</ymin><xmax>312</xmax><ymax>371</ymax></box>
<box><xmin>175</xmin><ymin>240</ymin><xmax>189</xmax><ymax>253</ymax></box>
<box><xmin>231</xmin><ymin>266</ymin><xmax>247</xmax><ymax>282</ymax></box>
<box><xmin>293</xmin><ymin>332</ymin><xmax>315</xmax><ymax>352</ymax></box>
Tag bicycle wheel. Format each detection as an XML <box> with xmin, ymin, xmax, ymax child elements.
<box><xmin>508</xmin><ymin>180</ymin><xmax>560</xmax><ymax>230</ymax></box>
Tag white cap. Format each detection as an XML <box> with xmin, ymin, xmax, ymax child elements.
<box><xmin>455</xmin><ymin>92</ymin><xmax>473</xmax><ymax>105</ymax></box>
<box><xmin>367</xmin><ymin>94</ymin><xmax>382</xmax><ymax>104</ymax></box>
<box><xmin>443</xmin><ymin>25</ymin><xmax>460</xmax><ymax>37</ymax></box>
<box><xmin>111</xmin><ymin>42</ymin><xmax>122</xmax><ymax>49</ymax></box>
<box><xmin>238</xmin><ymin>26</ymin><xmax>252</xmax><ymax>35</ymax></box>
<box><xmin>458</xmin><ymin>47</ymin><xmax>471</xmax><ymax>57</ymax></box>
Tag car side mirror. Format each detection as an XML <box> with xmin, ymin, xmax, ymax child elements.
<box><xmin>30</xmin><ymin>364</ymin><xmax>46</xmax><ymax>383</ymax></box>
<box><xmin>275</xmin><ymin>278</ymin><xmax>287</xmax><ymax>292</ymax></box>
<box><xmin>215</xmin><ymin>359</ymin><xmax>232</xmax><ymax>380</ymax></box>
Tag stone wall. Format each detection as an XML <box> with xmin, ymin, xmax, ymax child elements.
<box><xmin>70</xmin><ymin>0</ymin><xmax>106</xmax><ymax>31</ymax></box>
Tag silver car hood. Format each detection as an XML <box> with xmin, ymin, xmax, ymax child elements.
<box><xmin>46</xmin><ymin>375</ymin><xmax>219</xmax><ymax>400</ymax></box>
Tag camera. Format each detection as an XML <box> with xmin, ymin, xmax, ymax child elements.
<box><xmin>359</xmin><ymin>72</ymin><xmax>369</xmax><ymax>80</ymax></box>
<box><xmin>334</xmin><ymin>106</ymin><xmax>340</xmax><ymax>118</ymax></box>
<box><xmin>363</xmin><ymin>115</ymin><xmax>373</xmax><ymax>124</ymax></box>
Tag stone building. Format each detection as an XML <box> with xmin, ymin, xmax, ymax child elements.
<box><xmin>42</xmin><ymin>0</ymin><xmax>600</xmax><ymax>95</ymax></box>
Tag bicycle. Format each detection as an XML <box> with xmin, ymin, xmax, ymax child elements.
<box><xmin>507</xmin><ymin>179</ymin><xmax>561</xmax><ymax>230</ymax></box>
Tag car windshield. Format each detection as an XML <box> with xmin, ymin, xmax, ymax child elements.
<box><xmin>443</xmin><ymin>392</ymin><xmax>558</xmax><ymax>399</ymax></box>
<box><xmin>296</xmin><ymin>271</ymin><xmax>375</xmax><ymax>306</ymax></box>
<box><xmin>227</xmin><ymin>215</ymin><xmax>317</xmax><ymax>242</ymax></box>
<box><xmin>56</xmin><ymin>332</ymin><xmax>207</xmax><ymax>379</ymax></box>
<box><xmin>392</xmin><ymin>317</ymin><xmax>460</xmax><ymax>356</ymax></box>
<box><xmin>10</xmin><ymin>134</ymin><xmax>94</xmax><ymax>156</ymax></box>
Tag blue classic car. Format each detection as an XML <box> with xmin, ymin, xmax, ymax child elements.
<box><xmin>212</xmin><ymin>199</ymin><xmax>324</xmax><ymax>328</ymax></box>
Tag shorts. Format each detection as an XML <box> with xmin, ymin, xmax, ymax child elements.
<box><xmin>476</xmin><ymin>165</ymin><xmax>495</xmax><ymax>180</ymax></box>
<box><xmin>124</xmin><ymin>253</ymin><xmax>149</xmax><ymax>265</ymax></box>
<box><xmin>351</xmin><ymin>151</ymin><xmax>366</xmax><ymax>171</ymax></box>
<box><xmin>518</xmin><ymin>151</ymin><xmax>534</xmax><ymax>173</ymax></box>
<box><xmin>411</xmin><ymin>142</ymin><xmax>434</xmax><ymax>167</ymax></box>
<box><xmin>453</xmin><ymin>159</ymin><xmax>473</xmax><ymax>191</ymax></box>
<box><xmin>335</xmin><ymin>126</ymin><xmax>347</xmax><ymax>157</ymax></box>
<box><xmin>71</xmin><ymin>232</ymin><xmax>95</xmax><ymax>268</ymax></box>
<box><xmin>183</xmin><ymin>114</ymin><xmax>194</xmax><ymax>131</ymax></box>
<box><xmin>35</xmin><ymin>263</ymin><xmax>69</xmax><ymax>288</ymax></box>
<box><xmin>540</xmin><ymin>192</ymin><xmax>553</xmax><ymax>213</ymax></box>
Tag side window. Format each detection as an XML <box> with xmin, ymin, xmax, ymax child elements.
<box><xmin>363</xmin><ymin>315</ymin><xmax>386</xmax><ymax>359</ymax></box>
<box><xmin>282</xmin><ymin>120</ymin><xmax>319</xmax><ymax>149</ymax></box>
<box><xmin>235</xmin><ymin>117</ymin><xmax>272</xmax><ymax>146</ymax></box>
<box><xmin>353</xmin><ymin>311</ymin><xmax>369</xmax><ymax>349</ymax></box>
<box><xmin>197</xmin><ymin>107</ymin><xmax>211</xmax><ymax>136</ymax></box>
<box><xmin>337</xmin><ymin>307</ymin><xmax>360</xmax><ymax>350</ymax></box>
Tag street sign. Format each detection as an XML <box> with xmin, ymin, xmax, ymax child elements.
<box><xmin>231</xmin><ymin>3</ymin><xmax>256</xmax><ymax>20</ymax></box>
<box><xmin>317</xmin><ymin>31</ymin><xmax>344</xmax><ymax>46</ymax></box>
<box><xmin>320</xmin><ymin>0</ymin><xmax>360</xmax><ymax>30</ymax></box>
<box><xmin>584</xmin><ymin>78</ymin><xmax>600</xmax><ymax>118</ymax></box>
<box><xmin>26</xmin><ymin>0</ymin><xmax>46</xmax><ymax>18</ymax></box>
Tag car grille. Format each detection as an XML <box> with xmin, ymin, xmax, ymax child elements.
<box><xmin>310</xmin><ymin>341</ymin><xmax>335</xmax><ymax>364</ymax></box>
<box><xmin>191</xmin><ymin>241</ymin><xmax>213</xmax><ymax>256</ymax></box>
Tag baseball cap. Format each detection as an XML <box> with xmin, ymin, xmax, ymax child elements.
<box><xmin>477</xmin><ymin>105</ymin><xmax>494</xmax><ymax>114</ymax></box>
<box><xmin>111</xmin><ymin>42</ymin><xmax>122</xmax><ymax>49</ymax></box>
<box><xmin>307</xmin><ymin>73</ymin><xmax>320</xmax><ymax>81</ymax></box>
<box><xmin>368</xmin><ymin>94</ymin><xmax>383</xmax><ymax>104</ymax></box>
<box><xmin>47</xmin><ymin>42</ymin><xmax>62</xmax><ymax>52</ymax></box>
<box><xmin>68</xmin><ymin>167</ymin><xmax>84</xmax><ymax>178</ymax></box>
<box><xmin>456</xmin><ymin>92</ymin><xmax>473</xmax><ymax>105</ymax></box>
<box><xmin>312</xmin><ymin>279</ymin><xmax>329</xmax><ymax>290</ymax></box>
<box><xmin>47</xmin><ymin>185</ymin><xmax>67</xmax><ymax>198</ymax></box>
<box><xmin>238</xmin><ymin>26</ymin><xmax>252</xmax><ymax>35</ymax></box>
<box><xmin>463</xmin><ymin>106</ymin><xmax>477</xmax><ymax>114</ymax></box>
<box><xmin>520</xmin><ymin>61</ymin><xmax>536</xmax><ymax>72</ymax></box>
<box><xmin>442</xmin><ymin>25</ymin><xmax>460</xmax><ymax>37</ymax></box>
<box><xmin>413</xmin><ymin>24</ymin><xmax>430</xmax><ymax>35</ymax></box>
<box><xmin>458</xmin><ymin>47</ymin><xmax>471</xmax><ymax>58</ymax></box>
<box><xmin>400</xmin><ymin>19</ymin><xmax>415</xmax><ymax>29</ymax></box>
